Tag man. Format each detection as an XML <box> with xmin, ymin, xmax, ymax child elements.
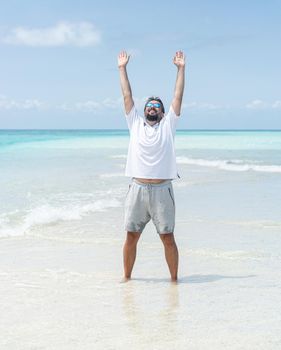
<box><xmin>118</xmin><ymin>50</ymin><xmax>185</xmax><ymax>282</ymax></box>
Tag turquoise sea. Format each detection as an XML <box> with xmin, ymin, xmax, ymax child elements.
<box><xmin>0</xmin><ymin>129</ymin><xmax>281</xmax><ymax>242</ymax></box>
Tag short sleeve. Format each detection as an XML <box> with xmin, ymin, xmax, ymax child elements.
<box><xmin>125</xmin><ymin>105</ymin><xmax>141</xmax><ymax>130</ymax></box>
<box><xmin>165</xmin><ymin>105</ymin><xmax>180</xmax><ymax>135</ymax></box>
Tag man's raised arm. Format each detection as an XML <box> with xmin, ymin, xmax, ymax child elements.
<box><xmin>172</xmin><ymin>51</ymin><xmax>186</xmax><ymax>116</ymax></box>
<box><xmin>118</xmin><ymin>51</ymin><xmax>134</xmax><ymax>114</ymax></box>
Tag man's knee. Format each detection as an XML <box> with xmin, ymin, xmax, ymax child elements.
<box><xmin>159</xmin><ymin>233</ymin><xmax>176</xmax><ymax>247</ymax></box>
<box><xmin>126</xmin><ymin>231</ymin><xmax>141</xmax><ymax>246</ymax></box>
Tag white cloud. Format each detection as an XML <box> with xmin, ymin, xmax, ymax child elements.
<box><xmin>60</xmin><ymin>98</ymin><xmax>123</xmax><ymax>112</ymax></box>
<box><xmin>59</xmin><ymin>101</ymin><xmax>100</xmax><ymax>112</ymax></box>
<box><xmin>101</xmin><ymin>97</ymin><xmax>123</xmax><ymax>109</ymax></box>
<box><xmin>0</xmin><ymin>95</ymin><xmax>46</xmax><ymax>110</ymax></box>
<box><xmin>246</xmin><ymin>99</ymin><xmax>267</xmax><ymax>109</ymax></box>
<box><xmin>75</xmin><ymin>101</ymin><xmax>100</xmax><ymax>111</ymax></box>
<box><xmin>2</xmin><ymin>21</ymin><xmax>101</xmax><ymax>47</ymax></box>
<box><xmin>5</xmin><ymin>95</ymin><xmax>280</xmax><ymax>114</ymax></box>
<box><xmin>272</xmin><ymin>100</ymin><xmax>281</xmax><ymax>109</ymax></box>
<box><xmin>246</xmin><ymin>99</ymin><xmax>281</xmax><ymax>110</ymax></box>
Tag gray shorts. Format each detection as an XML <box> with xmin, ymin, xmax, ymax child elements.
<box><xmin>124</xmin><ymin>179</ymin><xmax>175</xmax><ymax>234</ymax></box>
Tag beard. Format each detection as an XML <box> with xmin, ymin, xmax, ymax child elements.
<box><xmin>146</xmin><ymin>109</ymin><xmax>161</xmax><ymax>121</ymax></box>
<box><xmin>146</xmin><ymin>114</ymin><xmax>159</xmax><ymax>121</ymax></box>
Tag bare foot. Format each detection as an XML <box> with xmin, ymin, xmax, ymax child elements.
<box><xmin>119</xmin><ymin>277</ymin><xmax>131</xmax><ymax>283</ymax></box>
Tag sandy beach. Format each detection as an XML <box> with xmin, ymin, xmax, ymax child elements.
<box><xmin>1</xmin><ymin>219</ymin><xmax>281</xmax><ymax>349</ymax></box>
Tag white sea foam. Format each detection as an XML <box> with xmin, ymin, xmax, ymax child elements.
<box><xmin>0</xmin><ymin>198</ymin><xmax>121</xmax><ymax>238</ymax></box>
<box><xmin>175</xmin><ymin>132</ymin><xmax>281</xmax><ymax>150</ymax></box>
<box><xmin>111</xmin><ymin>154</ymin><xmax>127</xmax><ymax>159</ymax></box>
<box><xmin>177</xmin><ymin>157</ymin><xmax>281</xmax><ymax>173</ymax></box>
<box><xmin>8</xmin><ymin>138</ymin><xmax>129</xmax><ymax>150</ymax></box>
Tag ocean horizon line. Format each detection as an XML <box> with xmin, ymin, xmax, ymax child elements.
<box><xmin>1</xmin><ymin>129</ymin><xmax>281</xmax><ymax>132</ymax></box>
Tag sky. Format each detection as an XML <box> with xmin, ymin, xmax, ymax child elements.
<box><xmin>0</xmin><ymin>0</ymin><xmax>280</xmax><ymax>130</ymax></box>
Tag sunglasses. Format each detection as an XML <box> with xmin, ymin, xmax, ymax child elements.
<box><xmin>145</xmin><ymin>102</ymin><xmax>162</xmax><ymax>108</ymax></box>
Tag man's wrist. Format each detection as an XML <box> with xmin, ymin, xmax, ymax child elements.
<box><xmin>177</xmin><ymin>65</ymin><xmax>185</xmax><ymax>71</ymax></box>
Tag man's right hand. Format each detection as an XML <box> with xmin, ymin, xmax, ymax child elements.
<box><xmin>118</xmin><ymin>51</ymin><xmax>130</xmax><ymax>68</ymax></box>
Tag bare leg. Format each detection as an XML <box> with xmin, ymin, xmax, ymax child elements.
<box><xmin>159</xmin><ymin>233</ymin><xmax>179</xmax><ymax>282</ymax></box>
<box><xmin>123</xmin><ymin>231</ymin><xmax>141</xmax><ymax>280</ymax></box>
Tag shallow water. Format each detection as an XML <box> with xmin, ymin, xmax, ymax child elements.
<box><xmin>1</xmin><ymin>130</ymin><xmax>280</xmax><ymax>238</ymax></box>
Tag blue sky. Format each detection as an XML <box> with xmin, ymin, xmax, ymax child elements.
<box><xmin>0</xmin><ymin>0</ymin><xmax>280</xmax><ymax>129</ymax></box>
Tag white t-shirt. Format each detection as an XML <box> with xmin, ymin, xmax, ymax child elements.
<box><xmin>125</xmin><ymin>105</ymin><xmax>179</xmax><ymax>179</ymax></box>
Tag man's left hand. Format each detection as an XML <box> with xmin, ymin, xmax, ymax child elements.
<box><xmin>173</xmin><ymin>51</ymin><xmax>185</xmax><ymax>68</ymax></box>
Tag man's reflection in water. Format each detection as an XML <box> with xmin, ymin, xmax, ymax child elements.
<box><xmin>121</xmin><ymin>281</ymin><xmax>180</xmax><ymax>345</ymax></box>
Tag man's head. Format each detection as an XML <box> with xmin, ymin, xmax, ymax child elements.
<box><xmin>144</xmin><ymin>96</ymin><xmax>165</xmax><ymax>122</ymax></box>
